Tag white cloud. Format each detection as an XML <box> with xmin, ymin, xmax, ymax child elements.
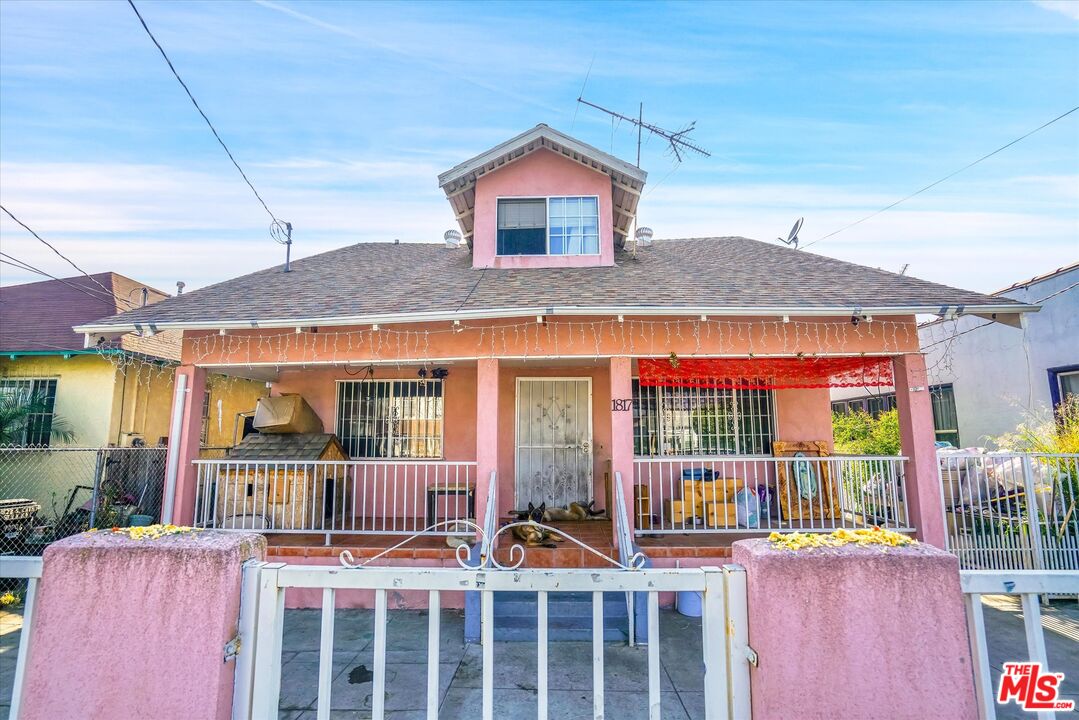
<box><xmin>1033</xmin><ymin>1</ymin><xmax>1079</xmax><ymax>21</ymax></box>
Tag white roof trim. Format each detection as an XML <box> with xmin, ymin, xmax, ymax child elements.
<box><xmin>437</xmin><ymin>124</ymin><xmax>647</xmax><ymax>189</ymax></box>
<box><xmin>74</xmin><ymin>302</ymin><xmax>1039</xmax><ymax>337</ymax></box>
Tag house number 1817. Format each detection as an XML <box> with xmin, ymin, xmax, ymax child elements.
<box><xmin>611</xmin><ymin>398</ymin><xmax>633</xmax><ymax>412</ymax></box>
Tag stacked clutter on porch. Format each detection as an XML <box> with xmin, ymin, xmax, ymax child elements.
<box><xmin>660</xmin><ymin>469</ymin><xmax>741</xmax><ymax>528</ymax></box>
<box><xmin>214</xmin><ymin>395</ymin><xmax>349</xmax><ymax>530</ymax></box>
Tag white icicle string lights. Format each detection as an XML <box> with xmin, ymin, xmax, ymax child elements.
<box><xmin>175</xmin><ymin>317</ymin><xmax>918</xmax><ymax>368</ymax></box>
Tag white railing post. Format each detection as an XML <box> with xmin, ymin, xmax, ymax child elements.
<box><xmin>249</xmin><ymin>563</ymin><xmax>285</xmax><ymax>720</ymax></box>
<box><xmin>700</xmin><ymin>566</ymin><xmax>730</xmax><ymax>720</ymax></box>
<box><xmin>162</xmin><ymin>371</ymin><xmax>188</xmax><ymax>523</ymax></box>
<box><xmin>6</xmin><ymin>556</ymin><xmax>43</xmax><ymax>720</ymax></box>
<box><xmin>1020</xmin><ymin>454</ymin><xmax>1047</xmax><ymax>572</ymax></box>
<box><xmin>723</xmin><ymin>564</ymin><xmax>751</xmax><ymax>720</ymax></box>
<box><xmin>963</xmin><ymin>592</ymin><xmax>995</xmax><ymax>720</ymax></box>
<box><xmin>232</xmin><ymin>560</ymin><xmax>266</xmax><ymax>720</ymax></box>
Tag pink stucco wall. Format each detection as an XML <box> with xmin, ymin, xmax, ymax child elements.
<box><xmin>471</xmin><ymin>149</ymin><xmax>615</xmax><ymax>269</ymax></box>
<box><xmin>732</xmin><ymin>538</ymin><xmax>976</xmax><ymax>720</ymax></box>
<box><xmin>21</xmin><ymin>530</ymin><xmax>265</xmax><ymax>720</ymax></box>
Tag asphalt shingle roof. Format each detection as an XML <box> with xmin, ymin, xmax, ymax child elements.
<box><xmin>80</xmin><ymin>237</ymin><xmax>1023</xmax><ymax>329</ymax></box>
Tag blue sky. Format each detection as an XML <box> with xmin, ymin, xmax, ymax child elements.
<box><xmin>1</xmin><ymin>0</ymin><xmax>1076</xmax><ymax>295</ymax></box>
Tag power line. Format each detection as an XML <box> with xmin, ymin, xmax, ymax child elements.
<box><xmin>921</xmin><ymin>280</ymin><xmax>1078</xmax><ymax>350</ymax></box>
<box><xmin>126</xmin><ymin>0</ymin><xmax>283</xmax><ymax>228</ymax></box>
<box><xmin>1</xmin><ymin>204</ymin><xmax>134</xmax><ymax>309</ymax></box>
<box><xmin>0</xmin><ymin>254</ymin><xmax>124</xmax><ymax>310</ymax></box>
<box><xmin>802</xmin><ymin>104</ymin><xmax>1079</xmax><ymax>250</ymax></box>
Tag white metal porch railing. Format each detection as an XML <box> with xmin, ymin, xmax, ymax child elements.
<box><xmin>961</xmin><ymin>570</ymin><xmax>1079</xmax><ymax>720</ymax></box>
<box><xmin>193</xmin><ymin>459</ymin><xmax>477</xmax><ymax>537</ymax></box>
<box><xmin>234</xmin><ymin>562</ymin><xmax>752</xmax><ymax>720</ymax></box>
<box><xmin>632</xmin><ymin>455</ymin><xmax>909</xmax><ymax>535</ymax></box>
<box><xmin>941</xmin><ymin>453</ymin><xmax>1078</xmax><ymax>571</ymax></box>
<box><xmin>1</xmin><ymin>555</ymin><xmax>42</xmax><ymax>720</ymax></box>
<box><xmin>612</xmin><ymin>471</ymin><xmax>639</xmax><ymax>645</ymax></box>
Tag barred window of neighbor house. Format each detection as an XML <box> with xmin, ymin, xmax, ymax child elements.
<box><xmin>632</xmin><ymin>379</ymin><xmax>775</xmax><ymax>457</ymax></box>
<box><xmin>336</xmin><ymin>380</ymin><xmax>444</xmax><ymax>458</ymax></box>
<box><xmin>0</xmin><ymin>378</ymin><xmax>59</xmax><ymax>446</ymax></box>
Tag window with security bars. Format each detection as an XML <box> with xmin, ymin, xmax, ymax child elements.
<box><xmin>0</xmin><ymin>378</ymin><xmax>59</xmax><ymax>446</ymax></box>
<box><xmin>336</xmin><ymin>380</ymin><xmax>444</xmax><ymax>458</ymax></box>
<box><xmin>632</xmin><ymin>379</ymin><xmax>775</xmax><ymax>456</ymax></box>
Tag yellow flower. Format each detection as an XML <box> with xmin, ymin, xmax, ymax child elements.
<box><xmin>770</xmin><ymin>526</ymin><xmax>914</xmax><ymax>551</ymax></box>
<box><xmin>107</xmin><ymin>523</ymin><xmax>202</xmax><ymax>540</ymax></box>
<box><xmin>0</xmin><ymin>592</ymin><xmax>17</xmax><ymax>606</ymax></box>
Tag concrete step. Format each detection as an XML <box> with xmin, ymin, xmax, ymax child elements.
<box><xmin>493</xmin><ymin>591</ymin><xmax>628</xmax><ymax>619</ymax></box>
<box><xmin>492</xmin><ymin>618</ymin><xmax>628</xmax><ymax>643</ymax></box>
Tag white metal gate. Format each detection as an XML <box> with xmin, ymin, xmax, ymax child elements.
<box><xmin>234</xmin><ymin>562</ymin><xmax>751</xmax><ymax>720</ymax></box>
<box><xmin>515</xmin><ymin>378</ymin><xmax>593</xmax><ymax>509</ymax></box>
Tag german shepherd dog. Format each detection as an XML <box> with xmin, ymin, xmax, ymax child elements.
<box><xmin>541</xmin><ymin>500</ymin><xmax>605</xmax><ymax>522</ymax></box>
<box><xmin>510</xmin><ymin>503</ymin><xmax>565</xmax><ymax>548</ymax></box>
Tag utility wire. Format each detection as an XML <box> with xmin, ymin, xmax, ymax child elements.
<box><xmin>1</xmin><ymin>205</ymin><xmax>135</xmax><ymax>309</ymax></box>
<box><xmin>0</xmin><ymin>254</ymin><xmax>124</xmax><ymax>309</ymax></box>
<box><xmin>126</xmin><ymin>0</ymin><xmax>282</xmax><ymax>226</ymax></box>
<box><xmin>921</xmin><ymin>280</ymin><xmax>1079</xmax><ymax>350</ymax></box>
<box><xmin>802</xmin><ymin>105</ymin><xmax>1079</xmax><ymax>250</ymax></box>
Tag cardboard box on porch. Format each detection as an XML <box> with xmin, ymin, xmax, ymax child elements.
<box><xmin>704</xmin><ymin>502</ymin><xmax>737</xmax><ymax>528</ymax></box>
<box><xmin>664</xmin><ymin>499</ymin><xmax>702</xmax><ymax>525</ymax></box>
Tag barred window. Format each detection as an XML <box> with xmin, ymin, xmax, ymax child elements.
<box><xmin>336</xmin><ymin>380</ymin><xmax>443</xmax><ymax>458</ymax></box>
<box><xmin>632</xmin><ymin>379</ymin><xmax>775</xmax><ymax>456</ymax></box>
<box><xmin>0</xmin><ymin>378</ymin><xmax>58</xmax><ymax>447</ymax></box>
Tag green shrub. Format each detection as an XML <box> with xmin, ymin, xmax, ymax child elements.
<box><xmin>832</xmin><ymin>408</ymin><xmax>901</xmax><ymax>456</ymax></box>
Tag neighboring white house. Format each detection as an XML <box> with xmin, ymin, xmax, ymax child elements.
<box><xmin>832</xmin><ymin>262</ymin><xmax>1078</xmax><ymax>447</ymax></box>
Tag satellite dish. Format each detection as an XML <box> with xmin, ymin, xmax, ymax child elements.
<box><xmin>777</xmin><ymin>217</ymin><xmax>803</xmax><ymax>249</ymax></box>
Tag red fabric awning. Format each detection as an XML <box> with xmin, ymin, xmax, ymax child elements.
<box><xmin>637</xmin><ymin>356</ymin><xmax>894</xmax><ymax>390</ymax></box>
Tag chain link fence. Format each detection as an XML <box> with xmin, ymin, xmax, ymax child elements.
<box><xmin>0</xmin><ymin>446</ymin><xmax>167</xmax><ymax>555</ymax></box>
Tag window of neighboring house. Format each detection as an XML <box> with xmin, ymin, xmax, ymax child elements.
<box><xmin>1051</xmin><ymin>368</ymin><xmax>1079</xmax><ymax>409</ymax></box>
<box><xmin>336</xmin><ymin>380</ymin><xmax>444</xmax><ymax>458</ymax></box>
<box><xmin>0</xmin><ymin>378</ymin><xmax>58</xmax><ymax>446</ymax></box>
<box><xmin>496</xmin><ymin>197</ymin><xmax>600</xmax><ymax>256</ymax></box>
<box><xmin>200</xmin><ymin>388</ymin><xmax>212</xmax><ymax>445</ymax></box>
<box><xmin>930</xmin><ymin>384</ymin><xmax>960</xmax><ymax>447</ymax></box>
<box><xmin>632</xmin><ymin>379</ymin><xmax>775</xmax><ymax>456</ymax></box>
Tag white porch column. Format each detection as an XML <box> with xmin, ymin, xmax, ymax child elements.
<box><xmin>164</xmin><ymin>364</ymin><xmax>207</xmax><ymax>525</ymax></box>
<box><xmin>609</xmin><ymin>356</ymin><xmax>635</xmax><ymax>540</ymax></box>
<box><xmin>893</xmin><ymin>353</ymin><xmax>947</xmax><ymax>548</ymax></box>
<box><xmin>475</xmin><ymin>357</ymin><xmax>500</xmax><ymax>533</ymax></box>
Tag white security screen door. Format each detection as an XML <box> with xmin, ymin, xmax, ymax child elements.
<box><xmin>515</xmin><ymin>378</ymin><xmax>593</xmax><ymax>509</ymax></box>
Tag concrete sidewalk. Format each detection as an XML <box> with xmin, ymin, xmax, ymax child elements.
<box><xmin>3</xmin><ymin>595</ymin><xmax>1078</xmax><ymax>719</ymax></box>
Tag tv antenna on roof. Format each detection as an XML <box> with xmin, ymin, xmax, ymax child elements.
<box><xmin>270</xmin><ymin>220</ymin><xmax>293</xmax><ymax>272</ymax></box>
<box><xmin>778</xmin><ymin>217</ymin><xmax>803</xmax><ymax>249</ymax></box>
<box><xmin>576</xmin><ymin>97</ymin><xmax>711</xmax><ymax>167</ymax></box>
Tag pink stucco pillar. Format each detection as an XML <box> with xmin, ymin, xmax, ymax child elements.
<box><xmin>733</xmin><ymin>538</ymin><xmax>976</xmax><ymax>720</ymax></box>
<box><xmin>166</xmin><ymin>364</ymin><xmax>207</xmax><ymax>525</ymax></box>
<box><xmin>475</xmin><ymin>357</ymin><xmax>499</xmax><ymax>534</ymax></box>
<box><xmin>609</xmin><ymin>356</ymin><xmax>635</xmax><ymax>540</ymax></box>
<box><xmin>20</xmin><ymin>530</ymin><xmax>265</xmax><ymax>720</ymax></box>
<box><xmin>894</xmin><ymin>353</ymin><xmax>947</xmax><ymax>547</ymax></box>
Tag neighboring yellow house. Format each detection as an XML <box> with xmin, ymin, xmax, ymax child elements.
<box><xmin>0</xmin><ymin>272</ymin><xmax>266</xmax><ymax>449</ymax></box>
<box><xmin>0</xmin><ymin>273</ymin><xmax>266</xmax><ymax>544</ymax></box>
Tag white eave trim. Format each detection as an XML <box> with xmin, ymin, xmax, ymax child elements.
<box><xmin>73</xmin><ymin>302</ymin><xmax>1040</xmax><ymax>337</ymax></box>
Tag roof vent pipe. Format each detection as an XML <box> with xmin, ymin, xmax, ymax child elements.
<box><xmin>444</xmin><ymin>229</ymin><xmax>462</xmax><ymax>249</ymax></box>
<box><xmin>635</xmin><ymin>227</ymin><xmax>654</xmax><ymax>248</ymax></box>
<box><xmin>176</xmin><ymin>281</ymin><xmax>185</xmax><ymax>295</ymax></box>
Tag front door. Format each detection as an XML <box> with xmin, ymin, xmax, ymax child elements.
<box><xmin>515</xmin><ymin>378</ymin><xmax>593</xmax><ymax>509</ymax></box>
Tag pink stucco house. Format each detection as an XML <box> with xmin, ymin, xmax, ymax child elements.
<box><xmin>76</xmin><ymin>125</ymin><xmax>1036</xmax><ymax>584</ymax></box>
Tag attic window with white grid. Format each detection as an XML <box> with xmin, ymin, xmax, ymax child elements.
<box><xmin>496</xmin><ymin>197</ymin><xmax>599</xmax><ymax>256</ymax></box>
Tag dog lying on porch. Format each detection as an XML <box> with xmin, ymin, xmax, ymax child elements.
<box><xmin>510</xmin><ymin>500</ymin><xmax>605</xmax><ymax>525</ymax></box>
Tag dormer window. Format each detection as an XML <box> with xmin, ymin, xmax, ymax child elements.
<box><xmin>496</xmin><ymin>196</ymin><xmax>600</xmax><ymax>256</ymax></box>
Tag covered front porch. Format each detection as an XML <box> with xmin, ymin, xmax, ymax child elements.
<box><xmin>169</xmin><ymin>335</ymin><xmax>944</xmax><ymax>567</ymax></box>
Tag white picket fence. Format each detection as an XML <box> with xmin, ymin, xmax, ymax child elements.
<box><xmin>961</xmin><ymin>570</ymin><xmax>1079</xmax><ymax>720</ymax></box>
<box><xmin>941</xmin><ymin>453</ymin><xmax>1078</xmax><ymax>571</ymax></box>
<box><xmin>232</xmin><ymin>562</ymin><xmax>752</xmax><ymax>720</ymax></box>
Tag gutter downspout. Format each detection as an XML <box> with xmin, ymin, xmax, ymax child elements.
<box><xmin>161</xmin><ymin>372</ymin><xmax>188</xmax><ymax>523</ymax></box>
